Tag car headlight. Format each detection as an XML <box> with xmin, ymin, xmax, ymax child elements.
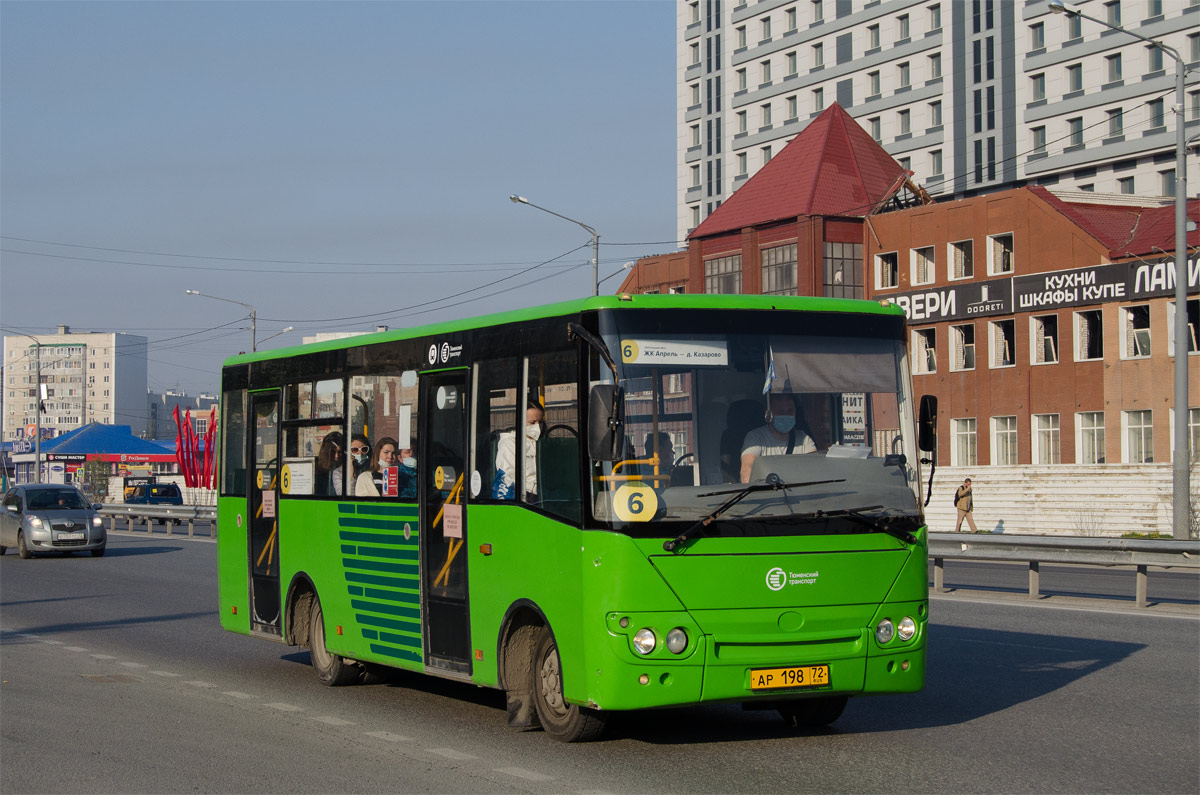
<box><xmin>897</xmin><ymin>616</ymin><xmax>917</xmax><ymax>641</ymax></box>
<box><xmin>28</xmin><ymin>515</ymin><xmax>43</xmax><ymax>529</ymax></box>
<box><xmin>91</xmin><ymin>516</ymin><xmax>104</xmax><ymax>527</ymax></box>
<box><xmin>875</xmin><ymin>619</ymin><xmax>894</xmax><ymax>644</ymax></box>
<box><xmin>666</xmin><ymin>627</ymin><xmax>689</xmax><ymax>654</ymax></box>
<box><xmin>632</xmin><ymin>628</ymin><xmax>656</xmax><ymax>655</ymax></box>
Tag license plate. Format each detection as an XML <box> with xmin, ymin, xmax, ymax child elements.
<box><xmin>58</xmin><ymin>532</ymin><xmax>85</xmax><ymax>541</ymax></box>
<box><xmin>749</xmin><ymin>664</ymin><xmax>830</xmax><ymax>691</ymax></box>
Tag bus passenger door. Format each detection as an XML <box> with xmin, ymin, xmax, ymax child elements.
<box><xmin>249</xmin><ymin>391</ymin><xmax>282</xmax><ymax>636</ymax></box>
<box><xmin>420</xmin><ymin>370</ymin><xmax>471</xmax><ymax>675</ymax></box>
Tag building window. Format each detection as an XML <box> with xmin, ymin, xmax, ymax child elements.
<box><xmin>813</xmin><ymin>87</ymin><xmax>824</xmax><ymax>112</ymax></box>
<box><xmin>1030</xmin><ymin>21</ymin><xmax>1044</xmax><ymax>50</ymax></box>
<box><xmin>868</xmin><ymin>24</ymin><xmax>880</xmax><ymax>50</ymax></box>
<box><xmin>1032</xmin><ymin>126</ymin><xmax>1047</xmax><ymax>154</ymax></box>
<box><xmin>1148</xmin><ymin>97</ymin><xmax>1165</xmax><ymax>129</ymax></box>
<box><xmin>898</xmin><ymin>156</ymin><xmax>911</xmax><ymax>172</ymax></box>
<box><xmin>690</xmin><ymin>124</ymin><xmax>701</xmax><ymax>147</ymax></box>
<box><xmin>1066</xmin><ymin>12</ymin><xmax>1082</xmax><ymax>41</ymax></box>
<box><xmin>1160</xmin><ymin>168</ymin><xmax>1175</xmax><ymax>196</ymax></box>
<box><xmin>762</xmin><ymin>145</ymin><xmax>772</xmax><ymax>165</ymax></box>
<box><xmin>761</xmin><ymin>102</ymin><xmax>772</xmax><ymax>127</ymax></box>
<box><xmin>876</xmin><ymin>252</ymin><xmax>899</xmax><ymax>289</ymax></box>
<box><xmin>952</xmin><ymin>418</ymin><xmax>978</xmax><ymax>467</ymax></box>
<box><xmin>867</xmin><ymin>71</ymin><xmax>880</xmax><ymax>97</ymax></box>
<box><xmin>737</xmin><ymin>152</ymin><xmax>748</xmax><ymax>175</ymax></box>
<box><xmin>1032</xmin><ymin>314</ymin><xmax>1059</xmax><ymax>364</ymax></box>
<box><xmin>1148</xmin><ymin>45</ymin><xmax>1164</xmax><ymax>73</ymax></box>
<box><xmin>761</xmin><ymin>243</ymin><xmax>798</xmax><ymax>295</ymax></box>
<box><xmin>929</xmin><ymin>3</ymin><xmax>941</xmax><ymax>30</ymax></box>
<box><xmin>760</xmin><ymin>60</ymin><xmax>772</xmax><ymax>84</ymax></box>
<box><xmin>823</xmin><ymin>242</ymin><xmax>863</xmax><ymax>299</ymax></box>
<box><xmin>1118</xmin><ymin>175</ymin><xmax>1134</xmax><ymax>194</ymax></box>
<box><xmin>689</xmin><ymin>1</ymin><xmax>700</xmax><ymax>24</ymax></box>
<box><xmin>1076</xmin><ymin>309</ymin><xmax>1104</xmax><ymax>360</ymax></box>
<box><xmin>704</xmin><ymin>254</ymin><xmax>742</xmax><ymax>294</ymax></box>
<box><xmin>929</xmin><ymin>149</ymin><xmax>943</xmax><ymax>176</ymax></box>
<box><xmin>691</xmin><ymin>205</ymin><xmax>701</xmax><ymax>228</ymax></box>
<box><xmin>898</xmin><ymin>109</ymin><xmax>911</xmax><ymax>135</ymax></box>
<box><xmin>1107</xmin><ymin>108</ymin><xmax>1124</xmax><ymax>137</ymax></box>
<box><xmin>785</xmin><ymin>7</ymin><xmax>797</xmax><ymax>32</ymax></box>
<box><xmin>690</xmin><ymin>165</ymin><xmax>701</xmax><ymax>187</ymax></box>
<box><xmin>691</xmin><ymin>42</ymin><xmax>701</xmax><ymax>65</ymax></box>
<box><xmin>786</xmin><ymin>51</ymin><xmax>798</xmax><ymax>77</ymax></box>
<box><xmin>949</xmin><ymin>239</ymin><xmax>973</xmax><ymax>279</ymax></box>
<box><xmin>1167</xmin><ymin>298</ymin><xmax>1200</xmax><ymax>354</ymax></box>
<box><xmin>929</xmin><ymin>100</ymin><xmax>942</xmax><ymax>127</ymax></box>
<box><xmin>1105</xmin><ymin>0</ymin><xmax>1121</xmax><ymax>26</ymax></box>
<box><xmin>952</xmin><ymin>323</ymin><xmax>976</xmax><ymax>371</ymax></box>
<box><xmin>786</xmin><ymin>95</ymin><xmax>798</xmax><ymax>120</ymax></box>
<box><xmin>868</xmin><ymin>116</ymin><xmax>881</xmax><ymax>141</ymax></box>
<box><xmin>1123</xmin><ymin>305</ymin><xmax>1151</xmax><ymax>357</ymax></box>
<box><xmin>1031</xmin><ymin>73</ymin><xmax>1045</xmax><ymax>101</ymax></box>
<box><xmin>990</xmin><ymin>319</ymin><xmax>1015</xmax><ymax>368</ymax></box>
<box><xmin>736</xmin><ymin>68</ymin><xmax>747</xmax><ymax>91</ymax></box>
<box><xmin>1067</xmin><ymin>117</ymin><xmax>1084</xmax><ymax>147</ymax></box>
<box><xmin>991</xmin><ymin>416</ymin><xmax>1018</xmax><ymax>465</ymax></box>
<box><xmin>913</xmin><ymin>328</ymin><xmax>936</xmax><ymax>374</ymax></box>
<box><xmin>929</xmin><ymin>53</ymin><xmax>942</xmax><ymax>80</ymax></box>
<box><xmin>988</xmin><ymin>233</ymin><xmax>1014</xmax><ymax>274</ymax></box>
<box><xmin>1067</xmin><ymin>64</ymin><xmax>1082</xmax><ymax>93</ymax></box>
<box><xmin>812</xmin><ymin>42</ymin><xmax>824</xmax><ymax>67</ymax></box>
<box><xmin>1124</xmin><ymin>409</ymin><xmax>1153</xmax><ymax>463</ymax></box>
<box><xmin>898</xmin><ymin>62</ymin><xmax>910</xmax><ymax>88</ymax></box>
<box><xmin>737</xmin><ymin>110</ymin><xmax>748</xmax><ymax>134</ymax></box>
<box><xmin>1033</xmin><ymin>414</ymin><xmax>1061</xmax><ymax>465</ymax></box>
<box><xmin>690</xmin><ymin>83</ymin><xmax>701</xmax><ymax>105</ymax></box>
<box><xmin>812</xmin><ymin>0</ymin><xmax>823</xmax><ymax>23</ymax></box>
<box><xmin>912</xmin><ymin>246</ymin><xmax>935</xmax><ymax>285</ymax></box>
<box><xmin>1190</xmin><ymin>408</ymin><xmax>1200</xmax><ymax>463</ymax></box>
<box><xmin>898</xmin><ymin>14</ymin><xmax>910</xmax><ymax>40</ymax></box>
<box><xmin>736</xmin><ymin>25</ymin><xmax>747</xmax><ymax>48</ymax></box>
<box><xmin>1106</xmin><ymin>53</ymin><xmax>1122</xmax><ymax>83</ymax></box>
<box><xmin>761</xmin><ymin>16</ymin><xmax>772</xmax><ymax>41</ymax></box>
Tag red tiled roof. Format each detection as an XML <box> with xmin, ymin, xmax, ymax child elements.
<box><xmin>688</xmin><ymin>103</ymin><xmax>907</xmax><ymax>240</ymax></box>
<box><xmin>1028</xmin><ymin>185</ymin><xmax>1199</xmax><ymax>260</ymax></box>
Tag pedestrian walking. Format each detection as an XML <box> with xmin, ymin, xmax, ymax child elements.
<box><xmin>954</xmin><ymin>477</ymin><xmax>979</xmax><ymax>533</ymax></box>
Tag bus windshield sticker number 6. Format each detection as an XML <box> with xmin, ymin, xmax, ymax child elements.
<box><xmin>613</xmin><ymin>482</ymin><xmax>658</xmax><ymax>522</ymax></box>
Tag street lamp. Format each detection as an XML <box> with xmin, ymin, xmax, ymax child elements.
<box><xmin>258</xmin><ymin>326</ymin><xmax>294</xmax><ymax>346</ymax></box>
<box><xmin>17</xmin><ymin>334</ymin><xmax>44</xmax><ymax>483</ymax></box>
<box><xmin>1049</xmin><ymin>0</ymin><xmax>1191</xmax><ymax>539</ymax></box>
<box><xmin>509</xmin><ymin>195</ymin><xmax>600</xmax><ymax>297</ymax></box>
<box><xmin>186</xmin><ymin>290</ymin><xmax>257</xmax><ymax>352</ymax></box>
<box><xmin>596</xmin><ymin>261</ymin><xmax>636</xmax><ymax>290</ymax></box>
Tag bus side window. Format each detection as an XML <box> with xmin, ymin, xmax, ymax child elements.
<box><xmin>472</xmin><ymin>358</ymin><xmax>520</xmax><ymax>502</ymax></box>
<box><xmin>527</xmin><ymin>350</ymin><xmax>581</xmax><ymax>523</ymax></box>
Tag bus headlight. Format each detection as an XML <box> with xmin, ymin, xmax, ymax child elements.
<box><xmin>666</xmin><ymin>628</ymin><xmax>688</xmax><ymax>654</ymax></box>
<box><xmin>875</xmin><ymin>619</ymin><xmax>894</xmax><ymax>644</ymax></box>
<box><xmin>897</xmin><ymin>616</ymin><xmax>917</xmax><ymax>641</ymax></box>
<box><xmin>632</xmin><ymin>628</ymin><xmax>656</xmax><ymax>655</ymax></box>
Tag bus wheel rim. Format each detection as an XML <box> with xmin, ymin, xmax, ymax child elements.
<box><xmin>538</xmin><ymin>646</ymin><xmax>567</xmax><ymax>716</ymax></box>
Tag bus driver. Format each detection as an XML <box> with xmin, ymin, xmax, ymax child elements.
<box><xmin>739</xmin><ymin>391</ymin><xmax>815</xmax><ymax>482</ymax></box>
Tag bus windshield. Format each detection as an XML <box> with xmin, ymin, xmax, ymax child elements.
<box><xmin>590</xmin><ymin>309</ymin><xmax>921</xmax><ymax>535</ymax></box>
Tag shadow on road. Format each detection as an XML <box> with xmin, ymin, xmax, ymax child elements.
<box><xmin>0</xmin><ymin>610</ymin><xmax>217</xmax><ymax>638</ymax></box>
<box><xmin>99</xmin><ymin>545</ymin><xmax>186</xmax><ymax>557</ymax></box>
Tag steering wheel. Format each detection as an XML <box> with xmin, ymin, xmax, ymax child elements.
<box><xmin>545</xmin><ymin>424</ymin><xmax>579</xmax><ymax>438</ymax></box>
<box><xmin>672</xmin><ymin>452</ymin><xmax>695</xmax><ymax>468</ymax></box>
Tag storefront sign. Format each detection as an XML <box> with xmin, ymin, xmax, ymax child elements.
<box><xmin>890</xmin><ymin>277</ymin><xmax>1013</xmax><ymax>323</ymax></box>
<box><xmin>1013</xmin><ymin>256</ymin><xmax>1199</xmax><ymax>312</ymax></box>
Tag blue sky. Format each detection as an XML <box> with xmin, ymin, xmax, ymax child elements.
<box><xmin>1</xmin><ymin>0</ymin><xmax>677</xmax><ymax>394</ymax></box>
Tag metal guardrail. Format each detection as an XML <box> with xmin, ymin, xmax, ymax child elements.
<box><xmin>929</xmin><ymin>532</ymin><xmax>1199</xmax><ymax>608</ymax></box>
<box><xmin>98</xmin><ymin>505</ymin><xmax>217</xmax><ymax>539</ymax></box>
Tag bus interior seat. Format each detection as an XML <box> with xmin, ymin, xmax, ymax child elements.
<box><xmin>537</xmin><ymin>432</ymin><xmax>581</xmax><ymax>521</ymax></box>
<box><xmin>719</xmin><ymin>398</ymin><xmax>765</xmax><ymax>482</ymax></box>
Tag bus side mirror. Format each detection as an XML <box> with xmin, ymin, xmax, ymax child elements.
<box><xmin>588</xmin><ymin>384</ymin><xmax>625</xmax><ymax>461</ymax></box>
<box><xmin>918</xmin><ymin>394</ymin><xmax>937</xmax><ymax>455</ymax></box>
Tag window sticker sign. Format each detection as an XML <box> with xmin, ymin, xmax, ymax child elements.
<box><xmin>443</xmin><ymin>503</ymin><xmax>463</xmax><ymax>538</ymax></box>
<box><xmin>620</xmin><ymin>339</ymin><xmax>728</xmax><ymax>366</ymax></box>
<box><xmin>382</xmin><ymin>467</ymin><xmax>399</xmax><ymax>497</ymax></box>
<box><xmin>840</xmin><ymin>393</ymin><xmax>866</xmax><ymax>445</ymax></box>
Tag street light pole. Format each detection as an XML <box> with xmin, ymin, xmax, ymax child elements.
<box><xmin>1049</xmin><ymin>1</ymin><xmax>1191</xmax><ymax>538</ymax></box>
<box><xmin>34</xmin><ymin>338</ymin><xmax>41</xmax><ymax>484</ymax></box>
<box><xmin>509</xmin><ymin>195</ymin><xmax>600</xmax><ymax>296</ymax></box>
<box><xmin>186</xmin><ymin>290</ymin><xmax>257</xmax><ymax>352</ymax></box>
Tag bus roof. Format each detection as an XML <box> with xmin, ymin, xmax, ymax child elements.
<box><xmin>222</xmin><ymin>293</ymin><xmax>905</xmax><ymax>368</ymax></box>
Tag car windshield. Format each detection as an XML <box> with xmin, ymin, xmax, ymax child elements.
<box><xmin>27</xmin><ymin>489</ymin><xmax>90</xmax><ymax>510</ymax></box>
<box><xmin>589</xmin><ymin>308</ymin><xmax>923</xmax><ymax>537</ymax></box>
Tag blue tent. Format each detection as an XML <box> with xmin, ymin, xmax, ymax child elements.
<box><xmin>42</xmin><ymin>424</ymin><xmax>175</xmax><ymax>456</ymax></box>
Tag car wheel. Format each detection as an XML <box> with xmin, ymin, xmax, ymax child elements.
<box><xmin>531</xmin><ymin>627</ymin><xmax>607</xmax><ymax>742</ymax></box>
<box><xmin>17</xmin><ymin>531</ymin><xmax>32</xmax><ymax>559</ymax></box>
<box><xmin>309</xmin><ymin>595</ymin><xmax>358</xmax><ymax>686</ymax></box>
<box><xmin>779</xmin><ymin>696</ymin><xmax>848</xmax><ymax>728</ymax></box>
<box><xmin>91</xmin><ymin>545</ymin><xmax>106</xmax><ymax>558</ymax></box>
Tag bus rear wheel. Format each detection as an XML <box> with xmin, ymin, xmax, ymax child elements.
<box><xmin>531</xmin><ymin>628</ymin><xmax>606</xmax><ymax>742</ymax></box>
<box><xmin>309</xmin><ymin>595</ymin><xmax>358</xmax><ymax>686</ymax></box>
<box><xmin>779</xmin><ymin>695</ymin><xmax>848</xmax><ymax>728</ymax></box>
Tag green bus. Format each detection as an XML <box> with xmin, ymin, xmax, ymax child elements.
<box><xmin>217</xmin><ymin>294</ymin><xmax>937</xmax><ymax>741</ymax></box>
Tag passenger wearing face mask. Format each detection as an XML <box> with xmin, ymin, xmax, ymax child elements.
<box><xmin>334</xmin><ymin>434</ymin><xmax>371</xmax><ymax>496</ymax></box>
<box><xmin>491</xmin><ymin>400</ymin><xmax>545</xmax><ymax>502</ymax></box>
<box><xmin>739</xmin><ymin>391</ymin><xmax>815</xmax><ymax>483</ymax></box>
<box><xmin>396</xmin><ymin>445</ymin><xmax>417</xmax><ymax>499</ymax></box>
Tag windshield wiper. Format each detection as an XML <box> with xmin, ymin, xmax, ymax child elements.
<box><xmin>662</xmin><ymin>474</ymin><xmax>846</xmax><ymax>551</ymax></box>
<box><xmin>792</xmin><ymin>504</ymin><xmax>918</xmax><ymax>545</ymax></box>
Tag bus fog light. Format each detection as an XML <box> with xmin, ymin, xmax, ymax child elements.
<box><xmin>875</xmin><ymin>619</ymin><xmax>894</xmax><ymax>644</ymax></box>
<box><xmin>666</xmin><ymin>628</ymin><xmax>688</xmax><ymax>654</ymax></box>
<box><xmin>632</xmin><ymin>628</ymin><xmax>656</xmax><ymax>655</ymax></box>
<box><xmin>897</xmin><ymin>616</ymin><xmax>916</xmax><ymax>641</ymax></box>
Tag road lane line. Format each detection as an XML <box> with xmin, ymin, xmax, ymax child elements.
<box><xmin>63</xmin><ymin>646</ymin><xmax>88</xmax><ymax>652</ymax></box>
<box><xmin>41</xmin><ymin>639</ymin><xmax>63</xmax><ymax>645</ymax></box>
<box><xmin>427</xmin><ymin>748</ymin><xmax>477</xmax><ymax>761</ymax></box>
<box><xmin>311</xmin><ymin>716</ymin><xmax>355</xmax><ymax>726</ymax></box>
<box><xmin>265</xmin><ymin>703</ymin><xmax>301</xmax><ymax>712</ymax></box>
<box><xmin>496</xmin><ymin>767</ymin><xmax>554</xmax><ymax>782</ymax></box>
<box><xmin>184</xmin><ymin>680</ymin><xmax>217</xmax><ymax>688</ymax></box>
<box><xmin>221</xmin><ymin>691</ymin><xmax>254</xmax><ymax>699</ymax></box>
<box><xmin>365</xmin><ymin>731</ymin><xmax>412</xmax><ymax>742</ymax></box>
<box><xmin>90</xmin><ymin>654</ymin><xmax>115</xmax><ymax>659</ymax></box>
<box><xmin>150</xmin><ymin>671</ymin><xmax>182</xmax><ymax>677</ymax></box>
<box><xmin>119</xmin><ymin>662</ymin><xmax>149</xmax><ymax>668</ymax></box>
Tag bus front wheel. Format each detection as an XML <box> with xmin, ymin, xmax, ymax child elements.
<box><xmin>309</xmin><ymin>595</ymin><xmax>359</xmax><ymax>686</ymax></box>
<box><xmin>779</xmin><ymin>695</ymin><xmax>848</xmax><ymax>728</ymax></box>
<box><xmin>531</xmin><ymin>628</ymin><xmax>606</xmax><ymax>742</ymax></box>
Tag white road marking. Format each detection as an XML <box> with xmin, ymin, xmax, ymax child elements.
<box><xmin>365</xmin><ymin>731</ymin><xmax>412</xmax><ymax>742</ymax></box>
<box><xmin>90</xmin><ymin>654</ymin><xmax>116</xmax><ymax>659</ymax></box>
<box><xmin>265</xmin><ymin>703</ymin><xmax>301</xmax><ymax>712</ymax></box>
<box><xmin>19</xmin><ymin>633</ymin><xmax>40</xmax><ymax>638</ymax></box>
<box><xmin>221</xmin><ymin>691</ymin><xmax>254</xmax><ymax>699</ymax></box>
<box><xmin>184</xmin><ymin>680</ymin><xmax>217</xmax><ymax>688</ymax></box>
<box><xmin>119</xmin><ymin>662</ymin><xmax>149</xmax><ymax>668</ymax></box>
<box><xmin>427</xmin><ymin>748</ymin><xmax>477</xmax><ymax>761</ymax></box>
<box><xmin>150</xmin><ymin>671</ymin><xmax>182</xmax><ymax>677</ymax></box>
<box><xmin>496</xmin><ymin>767</ymin><xmax>554</xmax><ymax>782</ymax></box>
<box><xmin>63</xmin><ymin>646</ymin><xmax>88</xmax><ymax>652</ymax></box>
<box><xmin>41</xmin><ymin>639</ymin><xmax>63</xmax><ymax>645</ymax></box>
<box><xmin>311</xmin><ymin>716</ymin><xmax>355</xmax><ymax>726</ymax></box>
